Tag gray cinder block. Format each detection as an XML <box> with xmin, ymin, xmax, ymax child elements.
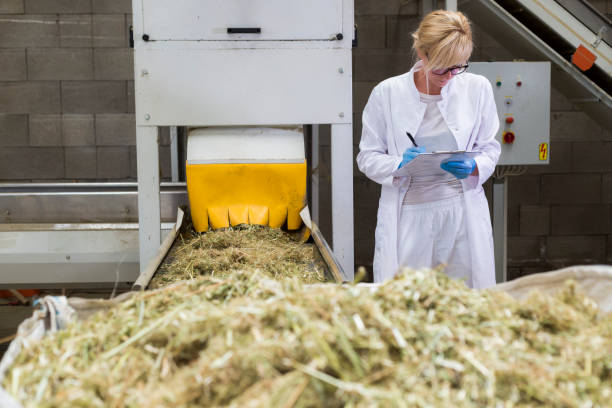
<box><xmin>551</xmin><ymin>205</ymin><xmax>611</xmax><ymax>235</ymax></box>
<box><xmin>24</xmin><ymin>0</ymin><xmax>91</xmax><ymax>13</ymax></box>
<box><xmin>62</xmin><ymin>114</ymin><xmax>95</xmax><ymax>146</ymax></box>
<box><xmin>160</xmin><ymin>145</ymin><xmax>171</xmax><ymax>179</ymax></box>
<box><xmin>0</xmin><ymin>81</ymin><xmax>61</xmax><ymax>113</ymax></box>
<box><xmin>0</xmin><ymin>49</ymin><xmax>27</xmax><ymax>81</ymax></box>
<box><xmin>354</xmin><ymin>16</ymin><xmax>386</xmax><ymax>49</ymax></box>
<box><xmin>96</xmin><ymin>146</ymin><xmax>130</xmax><ymax>179</ymax></box>
<box><xmin>61</xmin><ymin>81</ymin><xmax>127</xmax><ymax>113</ymax></box>
<box><xmin>129</xmin><ymin>145</ymin><xmax>136</xmax><ymax>179</ymax></box>
<box><xmin>29</xmin><ymin>114</ymin><xmax>62</xmax><ymax>146</ymax></box>
<box><xmin>550</xmin><ymin>111</ymin><xmax>603</xmax><ymax>141</ymax></box>
<box><xmin>95</xmin><ymin>113</ymin><xmax>135</xmax><ymax>145</ymax></box>
<box><xmin>0</xmin><ymin>15</ymin><xmax>59</xmax><ymax>48</ymax></box>
<box><xmin>93</xmin><ymin>14</ymin><xmax>126</xmax><ymax>48</ymax></box>
<box><xmin>386</xmin><ymin>16</ymin><xmax>420</xmax><ymax>49</ymax></box>
<box><xmin>65</xmin><ymin>146</ymin><xmax>97</xmax><ymax>179</ymax></box>
<box><xmin>507</xmin><ymin>236</ymin><xmax>542</xmax><ymax>263</ymax></box>
<box><xmin>547</xmin><ymin>236</ymin><xmax>605</xmax><ymax>263</ymax></box>
<box><xmin>0</xmin><ymin>0</ymin><xmax>24</xmax><ymax>13</ymax></box>
<box><xmin>0</xmin><ymin>147</ymin><xmax>64</xmax><ymax>180</ymax></box>
<box><xmin>0</xmin><ymin>114</ymin><xmax>28</xmax><ymax>147</ymax></box>
<box><xmin>541</xmin><ymin>174</ymin><xmax>601</xmax><ymax>204</ymax></box>
<box><xmin>507</xmin><ymin>175</ymin><xmax>540</xmax><ymax>206</ymax></box>
<box><xmin>519</xmin><ymin>205</ymin><xmax>550</xmax><ymax>236</ymax></box>
<box><xmin>353</xmin><ymin>81</ymin><xmax>377</xmax><ymax>114</ymax></box>
<box><xmin>92</xmin><ymin>0</ymin><xmax>132</xmax><ymax>14</ymax></box>
<box><xmin>571</xmin><ymin>142</ymin><xmax>612</xmax><ymax>173</ymax></box>
<box><xmin>353</xmin><ymin>49</ymin><xmax>412</xmax><ymax>82</ymax></box>
<box><xmin>94</xmin><ymin>48</ymin><xmax>134</xmax><ymax>80</ymax></box>
<box><xmin>127</xmin><ymin>80</ymin><xmax>135</xmax><ymax>113</ymax></box>
<box><xmin>355</xmin><ymin>0</ymin><xmax>418</xmax><ymax>16</ymax></box>
<box><xmin>28</xmin><ymin>48</ymin><xmax>93</xmax><ymax>80</ymax></box>
<box><xmin>508</xmin><ymin>205</ymin><xmax>520</xmax><ymax>236</ymax></box>
<box><xmin>59</xmin><ymin>14</ymin><xmax>92</xmax><ymax>48</ymax></box>
<box><xmin>550</xmin><ymin>88</ymin><xmax>576</xmax><ymax>111</ymax></box>
<box><xmin>603</xmin><ymin>174</ymin><xmax>612</xmax><ymax>203</ymax></box>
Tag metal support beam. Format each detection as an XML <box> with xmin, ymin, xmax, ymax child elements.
<box><xmin>331</xmin><ymin>123</ymin><xmax>354</xmax><ymax>280</ymax></box>
<box><xmin>170</xmin><ymin>126</ymin><xmax>179</xmax><ymax>182</ymax></box>
<box><xmin>311</xmin><ymin>124</ymin><xmax>320</xmax><ymax>225</ymax></box>
<box><xmin>492</xmin><ymin>177</ymin><xmax>508</xmax><ymax>284</ymax></box>
<box><xmin>136</xmin><ymin>126</ymin><xmax>161</xmax><ymax>273</ymax></box>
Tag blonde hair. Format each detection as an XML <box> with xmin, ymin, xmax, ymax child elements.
<box><xmin>412</xmin><ymin>10</ymin><xmax>473</xmax><ymax>72</ymax></box>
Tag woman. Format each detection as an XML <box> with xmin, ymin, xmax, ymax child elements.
<box><xmin>356</xmin><ymin>10</ymin><xmax>500</xmax><ymax>289</ymax></box>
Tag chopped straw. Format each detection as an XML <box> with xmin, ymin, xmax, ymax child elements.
<box><xmin>148</xmin><ymin>225</ymin><xmax>327</xmax><ymax>289</ymax></box>
<box><xmin>3</xmin><ymin>268</ymin><xmax>612</xmax><ymax>407</ymax></box>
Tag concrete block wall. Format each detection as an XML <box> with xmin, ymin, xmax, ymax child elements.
<box><xmin>0</xmin><ymin>0</ymin><xmax>171</xmax><ymax>181</ymax></box>
<box><xmin>1</xmin><ymin>0</ymin><xmax>611</xmax><ymax>280</ymax></box>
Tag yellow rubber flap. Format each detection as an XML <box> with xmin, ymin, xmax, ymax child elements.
<box><xmin>186</xmin><ymin>162</ymin><xmax>307</xmax><ymax>232</ymax></box>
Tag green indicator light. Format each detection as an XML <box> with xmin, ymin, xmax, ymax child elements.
<box><xmin>496</xmin><ymin>81</ymin><xmax>502</xmax><ymax>87</ymax></box>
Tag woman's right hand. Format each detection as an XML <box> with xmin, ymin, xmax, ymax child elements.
<box><xmin>398</xmin><ymin>147</ymin><xmax>426</xmax><ymax>169</ymax></box>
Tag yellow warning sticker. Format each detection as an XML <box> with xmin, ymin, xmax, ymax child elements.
<box><xmin>539</xmin><ymin>143</ymin><xmax>548</xmax><ymax>161</ymax></box>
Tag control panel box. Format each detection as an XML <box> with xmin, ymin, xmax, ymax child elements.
<box><xmin>469</xmin><ymin>62</ymin><xmax>550</xmax><ymax>165</ymax></box>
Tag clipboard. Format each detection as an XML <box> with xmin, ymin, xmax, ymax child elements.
<box><xmin>392</xmin><ymin>151</ymin><xmax>480</xmax><ymax>177</ymax></box>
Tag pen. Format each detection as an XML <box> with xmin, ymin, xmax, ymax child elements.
<box><xmin>406</xmin><ymin>132</ymin><xmax>418</xmax><ymax>147</ymax></box>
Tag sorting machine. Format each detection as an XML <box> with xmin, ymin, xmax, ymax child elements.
<box><xmin>0</xmin><ymin>0</ymin><xmax>355</xmax><ymax>287</ymax></box>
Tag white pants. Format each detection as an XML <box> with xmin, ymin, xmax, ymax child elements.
<box><xmin>398</xmin><ymin>194</ymin><xmax>472</xmax><ymax>286</ymax></box>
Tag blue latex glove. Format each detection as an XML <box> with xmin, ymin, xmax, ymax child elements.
<box><xmin>440</xmin><ymin>158</ymin><xmax>476</xmax><ymax>179</ymax></box>
<box><xmin>398</xmin><ymin>146</ymin><xmax>426</xmax><ymax>169</ymax></box>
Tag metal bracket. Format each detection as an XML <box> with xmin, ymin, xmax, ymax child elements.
<box><xmin>592</xmin><ymin>25</ymin><xmax>607</xmax><ymax>48</ymax></box>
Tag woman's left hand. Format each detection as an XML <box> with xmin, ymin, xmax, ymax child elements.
<box><xmin>440</xmin><ymin>158</ymin><xmax>476</xmax><ymax>179</ymax></box>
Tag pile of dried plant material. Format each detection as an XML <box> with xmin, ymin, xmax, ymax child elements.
<box><xmin>149</xmin><ymin>225</ymin><xmax>326</xmax><ymax>289</ymax></box>
<box><xmin>4</xmin><ymin>269</ymin><xmax>612</xmax><ymax>407</ymax></box>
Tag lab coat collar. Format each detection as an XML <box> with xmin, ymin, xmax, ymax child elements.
<box><xmin>408</xmin><ymin>60</ymin><xmax>455</xmax><ymax>102</ymax></box>
<box><xmin>406</xmin><ymin>62</ymin><xmax>423</xmax><ymax>106</ymax></box>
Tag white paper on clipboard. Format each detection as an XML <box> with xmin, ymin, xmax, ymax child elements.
<box><xmin>392</xmin><ymin>151</ymin><xmax>480</xmax><ymax>178</ymax></box>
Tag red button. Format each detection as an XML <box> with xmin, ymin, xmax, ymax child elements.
<box><xmin>516</xmin><ymin>81</ymin><xmax>522</xmax><ymax>87</ymax></box>
<box><xmin>503</xmin><ymin>131</ymin><xmax>515</xmax><ymax>144</ymax></box>
<box><xmin>506</xmin><ymin>117</ymin><xmax>514</xmax><ymax>124</ymax></box>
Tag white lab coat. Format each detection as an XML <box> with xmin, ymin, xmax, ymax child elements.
<box><xmin>356</xmin><ymin>61</ymin><xmax>501</xmax><ymax>288</ymax></box>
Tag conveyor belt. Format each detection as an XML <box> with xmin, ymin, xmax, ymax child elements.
<box><xmin>462</xmin><ymin>0</ymin><xmax>612</xmax><ymax>128</ymax></box>
<box><xmin>134</xmin><ymin>218</ymin><xmax>344</xmax><ymax>291</ymax></box>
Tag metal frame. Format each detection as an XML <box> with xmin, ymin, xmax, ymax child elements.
<box><xmin>0</xmin><ymin>223</ymin><xmax>174</xmax><ymax>288</ymax></box>
<box><xmin>462</xmin><ymin>0</ymin><xmax>612</xmax><ymax>125</ymax></box>
<box><xmin>513</xmin><ymin>0</ymin><xmax>611</xmax><ymax>74</ymax></box>
<box><xmin>132</xmin><ymin>0</ymin><xmax>355</xmax><ymax>278</ymax></box>
<box><xmin>555</xmin><ymin>0</ymin><xmax>612</xmax><ymax>46</ymax></box>
<box><xmin>493</xmin><ymin>177</ymin><xmax>508</xmax><ymax>283</ymax></box>
<box><xmin>170</xmin><ymin>126</ymin><xmax>179</xmax><ymax>182</ymax></box>
<box><xmin>0</xmin><ymin>182</ymin><xmax>187</xmax><ymax>224</ymax></box>
<box><xmin>0</xmin><ymin>183</ymin><xmax>186</xmax><ymax>286</ymax></box>
<box><xmin>311</xmin><ymin>124</ymin><xmax>320</xmax><ymax>225</ymax></box>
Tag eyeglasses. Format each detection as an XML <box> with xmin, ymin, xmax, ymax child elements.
<box><xmin>430</xmin><ymin>64</ymin><xmax>469</xmax><ymax>76</ymax></box>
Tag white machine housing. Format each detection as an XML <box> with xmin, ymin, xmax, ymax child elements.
<box><xmin>134</xmin><ymin>0</ymin><xmax>353</xmax><ymax>126</ymax></box>
<box><xmin>187</xmin><ymin>127</ymin><xmax>305</xmax><ymax>164</ymax></box>
<box><xmin>132</xmin><ymin>0</ymin><xmax>355</xmax><ymax>277</ymax></box>
<box><xmin>469</xmin><ymin>62</ymin><xmax>551</xmax><ymax>165</ymax></box>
